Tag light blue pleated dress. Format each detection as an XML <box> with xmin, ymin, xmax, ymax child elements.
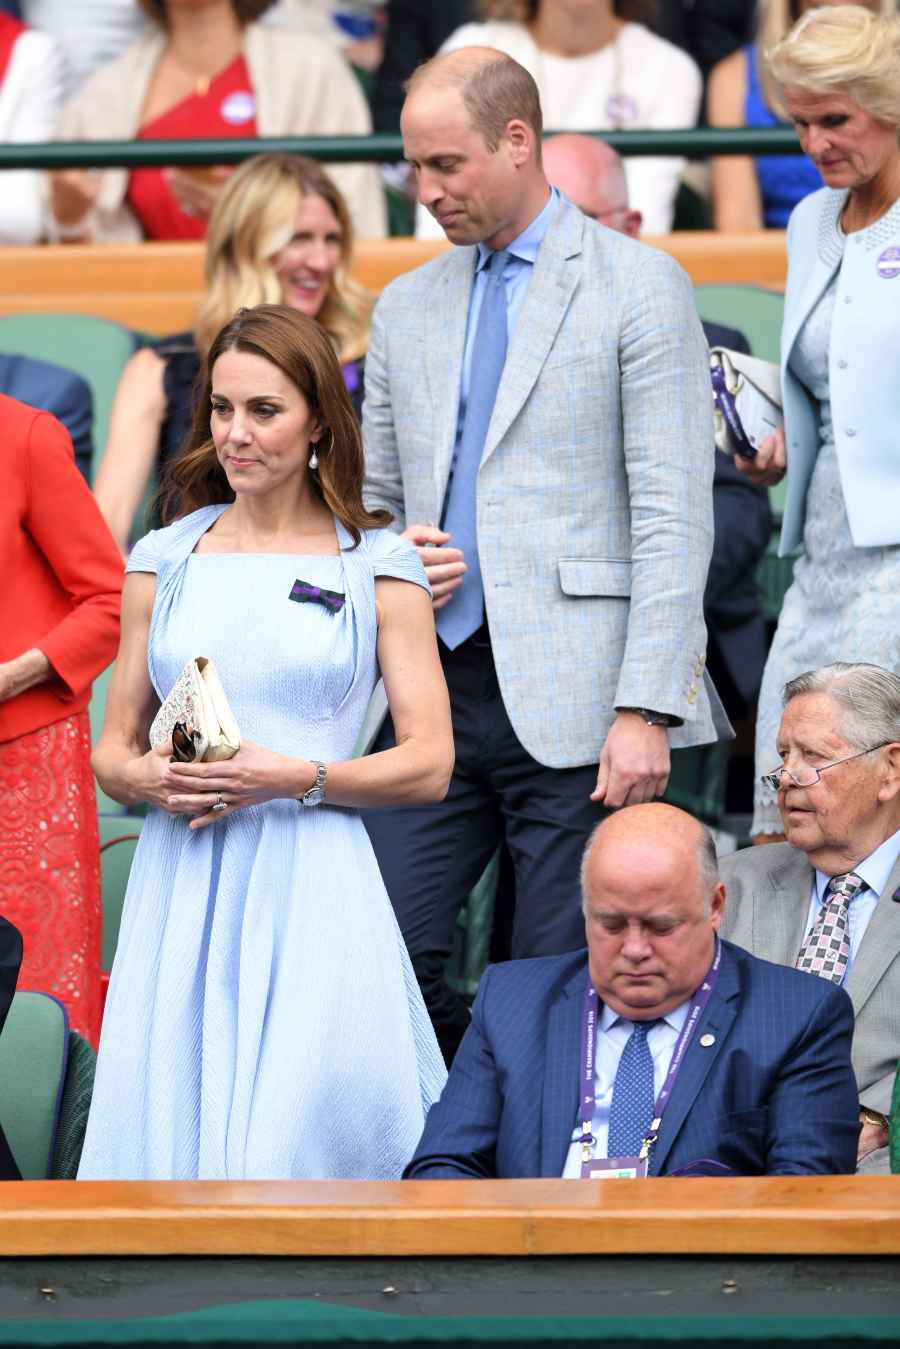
<box><xmin>78</xmin><ymin>505</ymin><xmax>447</xmax><ymax>1180</ymax></box>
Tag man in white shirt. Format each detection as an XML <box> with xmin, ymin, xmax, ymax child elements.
<box><xmin>405</xmin><ymin>802</ymin><xmax>859</xmax><ymax>1179</ymax></box>
<box><xmin>720</xmin><ymin>660</ymin><xmax>900</xmax><ymax>1176</ymax></box>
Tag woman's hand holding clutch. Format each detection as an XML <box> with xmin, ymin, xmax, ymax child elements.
<box><xmin>734</xmin><ymin>426</ymin><xmax>787</xmax><ymax>487</ymax></box>
<box><xmin>166</xmin><ymin>739</ymin><xmax>315</xmax><ymax>830</ymax></box>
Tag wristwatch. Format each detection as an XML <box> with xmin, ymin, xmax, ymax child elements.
<box><xmin>618</xmin><ymin>706</ymin><xmax>678</xmax><ymax>728</ymax></box>
<box><xmin>860</xmin><ymin>1106</ymin><xmax>890</xmax><ymax>1130</ymax></box>
<box><xmin>301</xmin><ymin>761</ymin><xmax>327</xmax><ymax>808</ymax></box>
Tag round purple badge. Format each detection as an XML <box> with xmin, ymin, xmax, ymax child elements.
<box><xmin>605</xmin><ymin>94</ymin><xmax>638</xmax><ymax>125</ymax></box>
<box><xmin>876</xmin><ymin>245</ymin><xmax>900</xmax><ymax>279</ymax></box>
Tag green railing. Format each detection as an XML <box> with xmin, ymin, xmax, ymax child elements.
<box><xmin>0</xmin><ymin>127</ymin><xmax>801</xmax><ymax>171</ymax></box>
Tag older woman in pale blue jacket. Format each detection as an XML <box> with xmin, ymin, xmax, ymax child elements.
<box><xmin>737</xmin><ymin>5</ymin><xmax>900</xmax><ymax>838</ymax></box>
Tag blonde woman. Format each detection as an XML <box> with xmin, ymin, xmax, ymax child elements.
<box><xmin>417</xmin><ymin>0</ymin><xmax>701</xmax><ymax>236</ymax></box>
<box><xmin>95</xmin><ymin>154</ymin><xmax>372</xmax><ymax>554</ymax></box>
<box><xmin>707</xmin><ymin>0</ymin><xmax>893</xmax><ymax>230</ymax></box>
<box><xmin>732</xmin><ymin>6</ymin><xmax>900</xmax><ymax>837</ymax></box>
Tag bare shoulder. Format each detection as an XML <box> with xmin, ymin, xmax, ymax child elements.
<box><xmin>707</xmin><ymin>48</ymin><xmax>748</xmax><ymax>124</ymax></box>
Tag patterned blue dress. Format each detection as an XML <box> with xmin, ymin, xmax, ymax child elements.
<box><xmin>78</xmin><ymin>506</ymin><xmax>446</xmax><ymax>1180</ymax></box>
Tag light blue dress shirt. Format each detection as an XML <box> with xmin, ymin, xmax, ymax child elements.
<box><xmin>452</xmin><ymin>187</ymin><xmax>561</xmax><ymax>459</ymax></box>
<box><xmin>805</xmin><ymin>827</ymin><xmax>900</xmax><ymax>978</ymax></box>
<box><xmin>561</xmin><ymin>1000</ymin><xmax>690</xmax><ymax>1178</ymax></box>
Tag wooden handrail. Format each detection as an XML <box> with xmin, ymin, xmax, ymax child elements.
<box><xmin>1</xmin><ymin>1177</ymin><xmax>897</xmax><ymax>1258</ymax></box>
<box><xmin>0</xmin><ymin>233</ymin><xmax>787</xmax><ymax>336</ymax></box>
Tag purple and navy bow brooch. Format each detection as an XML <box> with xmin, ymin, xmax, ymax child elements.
<box><xmin>289</xmin><ymin>579</ymin><xmax>345</xmax><ymax>614</ymax></box>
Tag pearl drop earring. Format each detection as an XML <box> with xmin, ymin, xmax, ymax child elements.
<box><xmin>309</xmin><ymin>443</ymin><xmax>319</xmax><ymax>470</ymax></box>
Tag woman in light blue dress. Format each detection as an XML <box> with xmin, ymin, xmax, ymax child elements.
<box><xmin>81</xmin><ymin>304</ymin><xmax>451</xmax><ymax>1180</ymax></box>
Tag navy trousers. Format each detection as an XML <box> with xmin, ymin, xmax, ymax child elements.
<box><xmin>362</xmin><ymin>626</ymin><xmax>600</xmax><ymax>1064</ymax></box>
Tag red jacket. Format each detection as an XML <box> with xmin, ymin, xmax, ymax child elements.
<box><xmin>1</xmin><ymin>393</ymin><xmax>123</xmax><ymax>744</ymax></box>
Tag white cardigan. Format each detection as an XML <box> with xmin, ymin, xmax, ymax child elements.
<box><xmin>52</xmin><ymin>23</ymin><xmax>386</xmax><ymax>242</ymax></box>
<box><xmin>0</xmin><ymin>28</ymin><xmax>65</xmax><ymax>243</ymax></box>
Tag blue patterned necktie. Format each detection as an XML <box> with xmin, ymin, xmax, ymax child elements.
<box><xmin>607</xmin><ymin>1020</ymin><xmax>658</xmax><ymax>1158</ymax></box>
<box><xmin>436</xmin><ymin>250</ymin><xmax>510</xmax><ymax>651</ymax></box>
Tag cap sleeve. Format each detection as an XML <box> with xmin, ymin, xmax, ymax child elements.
<box><xmin>367</xmin><ymin>529</ymin><xmax>431</xmax><ymax>596</ymax></box>
<box><xmin>125</xmin><ymin>529</ymin><xmax>161</xmax><ymax>576</ymax></box>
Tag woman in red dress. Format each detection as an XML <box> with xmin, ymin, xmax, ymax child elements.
<box><xmin>48</xmin><ymin>0</ymin><xmax>385</xmax><ymax>243</ymax></box>
<box><xmin>0</xmin><ymin>397</ymin><xmax>123</xmax><ymax>1045</ymax></box>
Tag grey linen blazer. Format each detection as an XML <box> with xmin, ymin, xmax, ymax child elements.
<box><xmin>362</xmin><ymin>195</ymin><xmax>730</xmax><ymax>768</ymax></box>
<box><xmin>720</xmin><ymin>842</ymin><xmax>900</xmax><ymax>1115</ymax></box>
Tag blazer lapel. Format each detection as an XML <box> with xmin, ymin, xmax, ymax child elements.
<box><xmin>427</xmin><ymin>247</ymin><xmax>478</xmax><ymax>513</ymax></box>
<box><xmin>539</xmin><ymin>963</ymin><xmax>587</xmax><ymax>1177</ymax></box>
<box><xmin>845</xmin><ymin>854</ymin><xmax>900</xmax><ymax>1013</ymax></box>
<box><xmin>648</xmin><ymin>946</ymin><xmax>740</xmax><ymax>1176</ymax></box>
<box><xmin>755</xmin><ymin>850</ymin><xmax>811</xmax><ymax>965</ymax></box>
<box><xmin>780</xmin><ymin>192</ymin><xmax>846</xmax><ymax>376</ymax></box>
<box><xmin>480</xmin><ymin>200</ymin><xmax>582</xmax><ymax>467</ymax></box>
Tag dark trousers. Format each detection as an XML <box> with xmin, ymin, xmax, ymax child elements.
<box><xmin>362</xmin><ymin>628</ymin><xmax>600</xmax><ymax>1064</ymax></box>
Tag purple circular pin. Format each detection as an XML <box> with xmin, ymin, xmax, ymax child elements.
<box><xmin>876</xmin><ymin>245</ymin><xmax>900</xmax><ymax>279</ymax></box>
<box><xmin>606</xmin><ymin>94</ymin><xmax>638</xmax><ymax>125</ymax></box>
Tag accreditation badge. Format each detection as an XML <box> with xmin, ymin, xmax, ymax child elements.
<box><xmin>582</xmin><ymin>1155</ymin><xmax>648</xmax><ymax>1179</ymax></box>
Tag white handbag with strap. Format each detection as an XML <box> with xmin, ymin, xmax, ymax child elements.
<box><xmin>710</xmin><ymin>347</ymin><xmax>783</xmax><ymax>460</ymax></box>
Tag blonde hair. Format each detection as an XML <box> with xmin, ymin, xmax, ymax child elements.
<box><xmin>765</xmin><ymin>3</ymin><xmax>900</xmax><ymax>123</ymax></box>
<box><xmin>195</xmin><ymin>154</ymin><xmax>373</xmax><ymax>363</ymax></box>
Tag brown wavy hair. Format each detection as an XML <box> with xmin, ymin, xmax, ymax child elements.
<box><xmin>138</xmin><ymin>0</ymin><xmax>275</xmax><ymax>24</ymax></box>
<box><xmin>157</xmin><ymin>304</ymin><xmax>390</xmax><ymax>545</ymax></box>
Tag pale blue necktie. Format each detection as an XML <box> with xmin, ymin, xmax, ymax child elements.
<box><xmin>607</xmin><ymin>1021</ymin><xmax>657</xmax><ymax>1157</ymax></box>
<box><xmin>436</xmin><ymin>250</ymin><xmax>510</xmax><ymax>651</ymax></box>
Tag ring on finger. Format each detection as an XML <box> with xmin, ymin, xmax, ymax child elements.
<box><xmin>211</xmin><ymin>792</ymin><xmax>228</xmax><ymax>814</ymax></box>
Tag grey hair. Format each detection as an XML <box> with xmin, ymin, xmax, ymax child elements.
<box><xmin>580</xmin><ymin>814</ymin><xmax>720</xmax><ymax>916</ymax></box>
<box><xmin>783</xmin><ymin>661</ymin><xmax>900</xmax><ymax>749</ymax></box>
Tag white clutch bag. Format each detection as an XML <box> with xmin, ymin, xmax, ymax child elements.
<box><xmin>710</xmin><ymin>347</ymin><xmax>783</xmax><ymax>460</ymax></box>
<box><xmin>149</xmin><ymin>657</ymin><xmax>241</xmax><ymax>763</ymax></box>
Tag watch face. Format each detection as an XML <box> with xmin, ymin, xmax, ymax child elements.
<box><xmin>303</xmin><ymin>787</ymin><xmax>326</xmax><ymax>807</ymax></box>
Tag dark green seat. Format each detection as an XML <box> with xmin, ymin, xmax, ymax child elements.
<box><xmin>0</xmin><ymin>312</ymin><xmax>137</xmax><ymax>481</ymax></box>
<box><xmin>98</xmin><ymin>815</ymin><xmax>143</xmax><ymax>971</ymax></box>
<box><xmin>0</xmin><ymin>991</ymin><xmax>68</xmax><ymax>1179</ymax></box>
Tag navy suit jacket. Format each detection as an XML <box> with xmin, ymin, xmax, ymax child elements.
<box><xmin>0</xmin><ymin>354</ymin><xmax>94</xmax><ymax>483</ymax></box>
<box><xmin>0</xmin><ymin>915</ymin><xmax>23</xmax><ymax>1181</ymax></box>
<box><xmin>405</xmin><ymin>941</ymin><xmax>860</xmax><ymax>1179</ymax></box>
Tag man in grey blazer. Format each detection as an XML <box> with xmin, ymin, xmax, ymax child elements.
<box><xmin>362</xmin><ymin>48</ymin><xmax>727</xmax><ymax>1063</ymax></box>
<box><xmin>720</xmin><ymin>661</ymin><xmax>900</xmax><ymax>1175</ymax></box>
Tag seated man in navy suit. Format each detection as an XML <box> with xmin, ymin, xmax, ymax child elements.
<box><xmin>405</xmin><ymin>803</ymin><xmax>859</xmax><ymax>1179</ymax></box>
<box><xmin>0</xmin><ymin>353</ymin><xmax>94</xmax><ymax>483</ymax></box>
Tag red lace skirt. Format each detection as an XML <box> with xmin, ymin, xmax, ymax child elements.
<box><xmin>0</xmin><ymin>711</ymin><xmax>101</xmax><ymax>1044</ymax></box>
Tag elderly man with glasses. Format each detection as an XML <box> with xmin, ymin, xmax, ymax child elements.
<box><xmin>720</xmin><ymin>661</ymin><xmax>900</xmax><ymax>1175</ymax></box>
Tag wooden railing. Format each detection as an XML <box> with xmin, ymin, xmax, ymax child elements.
<box><xmin>0</xmin><ymin>233</ymin><xmax>787</xmax><ymax>336</ymax></box>
<box><xmin>2</xmin><ymin>1176</ymin><xmax>897</xmax><ymax>1257</ymax></box>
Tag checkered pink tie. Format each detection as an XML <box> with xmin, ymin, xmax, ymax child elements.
<box><xmin>795</xmin><ymin>872</ymin><xmax>867</xmax><ymax>984</ymax></box>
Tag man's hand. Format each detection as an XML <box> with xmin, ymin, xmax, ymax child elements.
<box><xmin>858</xmin><ymin>1112</ymin><xmax>889</xmax><ymax>1163</ymax></box>
<box><xmin>592</xmin><ymin>711</ymin><xmax>670</xmax><ymax>808</ymax></box>
<box><xmin>401</xmin><ymin>523</ymin><xmax>466</xmax><ymax>611</ymax></box>
<box><xmin>734</xmin><ymin>426</ymin><xmax>786</xmax><ymax>487</ymax></box>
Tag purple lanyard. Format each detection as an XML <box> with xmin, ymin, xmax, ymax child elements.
<box><xmin>578</xmin><ymin>939</ymin><xmax>722</xmax><ymax>1165</ymax></box>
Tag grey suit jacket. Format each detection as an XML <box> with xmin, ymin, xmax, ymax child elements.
<box><xmin>720</xmin><ymin>842</ymin><xmax>900</xmax><ymax>1114</ymax></box>
<box><xmin>362</xmin><ymin>195</ymin><xmax>729</xmax><ymax>768</ymax></box>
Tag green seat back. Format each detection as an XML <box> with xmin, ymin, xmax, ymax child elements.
<box><xmin>98</xmin><ymin>816</ymin><xmax>143</xmax><ymax>969</ymax></box>
<box><xmin>0</xmin><ymin>991</ymin><xmax>68</xmax><ymax>1179</ymax></box>
<box><xmin>664</xmin><ymin>742</ymin><xmax>731</xmax><ymax>826</ymax></box>
<box><xmin>694</xmin><ymin>283</ymin><xmax>785</xmax><ymax>363</ymax></box>
<box><xmin>0</xmin><ymin>313</ymin><xmax>137</xmax><ymax>480</ymax></box>
<box><xmin>446</xmin><ymin>850</ymin><xmax>501</xmax><ymax>1000</ymax></box>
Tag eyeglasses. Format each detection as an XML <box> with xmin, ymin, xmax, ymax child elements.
<box><xmin>760</xmin><ymin>742</ymin><xmax>891</xmax><ymax>791</ymax></box>
<box><xmin>171</xmin><ymin>721</ymin><xmax>200</xmax><ymax>764</ymax></box>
